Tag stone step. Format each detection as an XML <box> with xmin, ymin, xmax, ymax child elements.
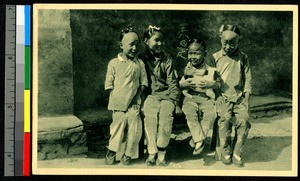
<box><xmin>38</xmin><ymin>115</ymin><xmax>88</xmax><ymax>160</ymax></box>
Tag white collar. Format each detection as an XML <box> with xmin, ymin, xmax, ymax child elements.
<box><xmin>118</xmin><ymin>53</ymin><xmax>127</xmax><ymax>62</ymax></box>
<box><xmin>118</xmin><ymin>53</ymin><xmax>137</xmax><ymax>62</ymax></box>
<box><xmin>187</xmin><ymin>62</ymin><xmax>207</xmax><ymax>70</ymax></box>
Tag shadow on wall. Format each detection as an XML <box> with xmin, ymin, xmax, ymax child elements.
<box><xmin>69</xmin><ymin>10</ymin><xmax>293</xmax><ymax>116</ymax></box>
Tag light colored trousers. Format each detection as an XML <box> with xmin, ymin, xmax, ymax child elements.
<box><xmin>216</xmin><ymin>96</ymin><xmax>251</xmax><ymax>157</ymax></box>
<box><xmin>143</xmin><ymin>95</ymin><xmax>175</xmax><ymax>155</ymax></box>
<box><xmin>108</xmin><ymin>106</ymin><xmax>142</xmax><ymax>157</ymax></box>
<box><xmin>182</xmin><ymin>99</ymin><xmax>217</xmax><ymax>144</ymax></box>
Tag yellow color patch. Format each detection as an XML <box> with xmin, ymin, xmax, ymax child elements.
<box><xmin>24</xmin><ymin>90</ymin><xmax>30</xmax><ymax>132</ymax></box>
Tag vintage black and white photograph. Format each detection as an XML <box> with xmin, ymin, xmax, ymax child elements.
<box><xmin>32</xmin><ymin>4</ymin><xmax>298</xmax><ymax>176</ymax></box>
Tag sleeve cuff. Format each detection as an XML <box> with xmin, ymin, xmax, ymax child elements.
<box><xmin>141</xmin><ymin>83</ymin><xmax>148</xmax><ymax>87</ymax></box>
<box><xmin>105</xmin><ymin>86</ymin><xmax>113</xmax><ymax>90</ymax></box>
<box><xmin>244</xmin><ymin>91</ymin><xmax>252</xmax><ymax>96</ymax></box>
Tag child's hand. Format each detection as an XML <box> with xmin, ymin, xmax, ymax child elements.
<box><xmin>174</xmin><ymin>102</ymin><xmax>183</xmax><ymax>116</ymax></box>
<box><xmin>129</xmin><ymin>95</ymin><xmax>141</xmax><ymax>109</ymax></box>
<box><xmin>180</xmin><ymin>78</ymin><xmax>196</xmax><ymax>89</ymax></box>
<box><xmin>106</xmin><ymin>88</ymin><xmax>113</xmax><ymax>93</ymax></box>
<box><xmin>198</xmin><ymin>80</ymin><xmax>216</xmax><ymax>89</ymax></box>
<box><xmin>241</xmin><ymin>93</ymin><xmax>250</xmax><ymax>110</ymax></box>
<box><xmin>186</xmin><ymin>94</ymin><xmax>193</xmax><ymax>99</ymax></box>
<box><xmin>198</xmin><ymin>79</ymin><xmax>207</xmax><ymax>88</ymax></box>
<box><xmin>182</xmin><ymin>90</ymin><xmax>193</xmax><ymax>98</ymax></box>
<box><xmin>131</xmin><ymin>104</ymin><xmax>140</xmax><ymax>110</ymax></box>
<box><xmin>175</xmin><ymin>105</ymin><xmax>183</xmax><ymax>116</ymax></box>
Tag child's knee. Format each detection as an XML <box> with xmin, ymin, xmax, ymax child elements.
<box><xmin>112</xmin><ymin>111</ymin><xmax>127</xmax><ymax>124</ymax></box>
<box><xmin>236</xmin><ymin>118</ymin><xmax>251</xmax><ymax>131</ymax></box>
<box><xmin>235</xmin><ymin>113</ymin><xmax>250</xmax><ymax>128</ymax></box>
<box><xmin>160</xmin><ymin>100</ymin><xmax>175</xmax><ymax>118</ymax></box>
<box><xmin>143</xmin><ymin>96</ymin><xmax>159</xmax><ymax>115</ymax></box>
<box><xmin>182</xmin><ymin>102</ymin><xmax>198</xmax><ymax>116</ymax></box>
<box><xmin>217</xmin><ymin>112</ymin><xmax>231</xmax><ymax>126</ymax></box>
<box><xmin>162</xmin><ymin>122</ymin><xmax>172</xmax><ymax>136</ymax></box>
<box><xmin>202</xmin><ymin>113</ymin><xmax>217</xmax><ymax>129</ymax></box>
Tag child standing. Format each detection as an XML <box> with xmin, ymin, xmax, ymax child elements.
<box><xmin>180</xmin><ymin>39</ymin><xmax>221</xmax><ymax>155</ymax></box>
<box><xmin>139</xmin><ymin>25</ymin><xmax>181</xmax><ymax>166</ymax></box>
<box><xmin>104</xmin><ymin>27</ymin><xmax>148</xmax><ymax>165</ymax></box>
<box><xmin>213</xmin><ymin>25</ymin><xmax>252</xmax><ymax>167</ymax></box>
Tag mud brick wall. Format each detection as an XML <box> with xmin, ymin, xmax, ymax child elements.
<box><xmin>69</xmin><ymin>10</ymin><xmax>293</xmax><ymax>118</ymax></box>
<box><xmin>37</xmin><ymin>10</ymin><xmax>88</xmax><ymax>159</ymax></box>
<box><xmin>38</xmin><ymin>10</ymin><xmax>74</xmax><ymax>116</ymax></box>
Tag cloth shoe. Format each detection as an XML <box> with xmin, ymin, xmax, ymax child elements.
<box><xmin>156</xmin><ymin>158</ymin><xmax>167</xmax><ymax>166</ymax></box>
<box><xmin>193</xmin><ymin>141</ymin><xmax>205</xmax><ymax>155</ymax></box>
<box><xmin>105</xmin><ymin>150</ymin><xmax>116</xmax><ymax>165</ymax></box>
<box><xmin>232</xmin><ymin>154</ymin><xmax>244</xmax><ymax>167</ymax></box>
<box><xmin>145</xmin><ymin>154</ymin><xmax>156</xmax><ymax>166</ymax></box>
<box><xmin>121</xmin><ymin>155</ymin><xmax>131</xmax><ymax>165</ymax></box>
<box><xmin>221</xmin><ymin>154</ymin><xmax>232</xmax><ymax>165</ymax></box>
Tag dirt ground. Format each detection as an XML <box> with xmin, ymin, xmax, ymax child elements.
<box><xmin>36</xmin><ymin>113</ymin><xmax>294</xmax><ymax>175</ymax></box>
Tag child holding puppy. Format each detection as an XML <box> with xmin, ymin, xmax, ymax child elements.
<box><xmin>180</xmin><ymin>38</ymin><xmax>221</xmax><ymax>155</ymax></box>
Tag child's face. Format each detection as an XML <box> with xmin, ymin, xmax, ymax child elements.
<box><xmin>188</xmin><ymin>42</ymin><xmax>206</xmax><ymax>67</ymax></box>
<box><xmin>145</xmin><ymin>32</ymin><xmax>164</xmax><ymax>54</ymax></box>
<box><xmin>220</xmin><ymin>31</ymin><xmax>239</xmax><ymax>55</ymax></box>
<box><xmin>120</xmin><ymin>32</ymin><xmax>140</xmax><ymax>59</ymax></box>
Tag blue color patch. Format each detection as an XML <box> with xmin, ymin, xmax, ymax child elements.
<box><xmin>25</xmin><ymin>6</ymin><xmax>30</xmax><ymax>46</ymax></box>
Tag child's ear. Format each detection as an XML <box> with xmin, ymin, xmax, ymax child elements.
<box><xmin>119</xmin><ymin>42</ymin><xmax>123</xmax><ymax>49</ymax></box>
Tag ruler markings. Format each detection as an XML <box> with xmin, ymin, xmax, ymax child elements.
<box><xmin>5</xmin><ymin>5</ymin><xmax>16</xmax><ymax>176</ymax></box>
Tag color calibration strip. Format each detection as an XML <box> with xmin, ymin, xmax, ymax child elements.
<box><xmin>17</xmin><ymin>5</ymin><xmax>31</xmax><ymax>176</ymax></box>
<box><xmin>5</xmin><ymin>5</ymin><xmax>31</xmax><ymax>176</ymax></box>
<box><xmin>24</xmin><ymin>5</ymin><xmax>31</xmax><ymax>176</ymax></box>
